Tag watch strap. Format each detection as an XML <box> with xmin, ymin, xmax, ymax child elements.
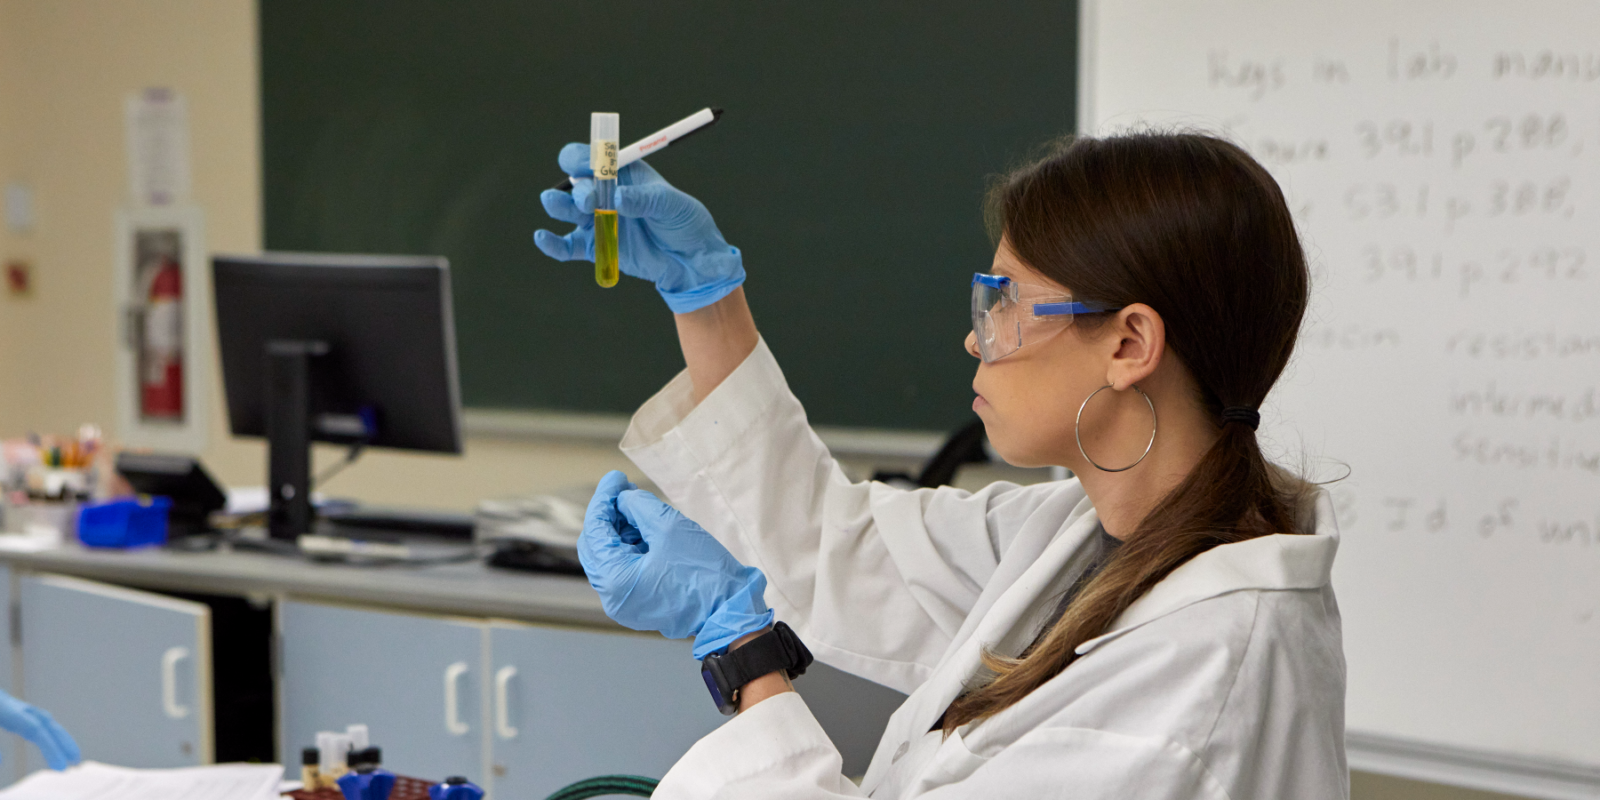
<box><xmin>716</xmin><ymin>621</ymin><xmax>814</xmax><ymax>689</ymax></box>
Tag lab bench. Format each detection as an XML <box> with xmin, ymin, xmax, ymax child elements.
<box><xmin>0</xmin><ymin>544</ymin><xmax>906</xmax><ymax>796</ymax></box>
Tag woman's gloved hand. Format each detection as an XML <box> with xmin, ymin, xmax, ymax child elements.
<box><xmin>533</xmin><ymin>144</ymin><xmax>746</xmax><ymax>314</ymax></box>
<box><xmin>0</xmin><ymin>690</ymin><xmax>81</xmax><ymax>771</ymax></box>
<box><xmin>578</xmin><ymin>471</ymin><xmax>773</xmax><ymax>659</ymax></box>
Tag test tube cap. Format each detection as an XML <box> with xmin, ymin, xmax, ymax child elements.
<box><xmin>351</xmin><ymin>746</ymin><xmax>382</xmax><ymax>767</ymax></box>
<box><xmin>590</xmin><ymin>112</ymin><xmax>619</xmax><ymax>142</ymax></box>
<box><xmin>301</xmin><ymin>747</ymin><xmax>319</xmax><ymax>765</ymax></box>
<box><xmin>319</xmin><ymin>732</ymin><xmax>352</xmax><ymax>769</ymax></box>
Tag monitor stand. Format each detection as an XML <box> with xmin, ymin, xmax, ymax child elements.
<box><xmin>265</xmin><ymin>340</ymin><xmax>328</xmax><ymax>540</ymax></box>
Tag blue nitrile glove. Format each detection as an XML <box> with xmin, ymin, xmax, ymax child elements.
<box><xmin>0</xmin><ymin>690</ymin><xmax>80</xmax><ymax>771</ymax></box>
<box><xmin>533</xmin><ymin>143</ymin><xmax>747</xmax><ymax>313</ymax></box>
<box><xmin>579</xmin><ymin>471</ymin><xmax>774</xmax><ymax>659</ymax></box>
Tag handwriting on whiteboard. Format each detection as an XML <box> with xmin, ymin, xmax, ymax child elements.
<box><xmin>1332</xmin><ymin>487</ymin><xmax>1600</xmax><ymax>554</ymax></box>
<box><xmin>1194</xmin><ymin>33</ymin><xmax>1600</xmax><ymax>619</ymax></box>
<box><xmin>1091</xmin><ymin>0</ymin><xmax>1600</xmax><ymax>761</ymax></box>
<box><xmin>1209</xmin><ymin>41</ymin><xmax>1600</xmax><ymax>102</ymax></box>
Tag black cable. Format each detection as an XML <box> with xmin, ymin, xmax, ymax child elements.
<box><xmin>312</xmin><ymin>441</ymin><xmax>367</xmax><ymax>490</ymax></box>
<box><xmin>543</xmin><ymin>775</ymin><xmax>659</xmax><ymax>800</ymax></box>
<box><xmin>222</xmin><ymin>531</ymin><xmax>302</xmax><ymax>557</ymax></box>
<box><xmin>915</xmin><ymin>417</ymin><xmax>990</xmax><ymax>488</ymax></box>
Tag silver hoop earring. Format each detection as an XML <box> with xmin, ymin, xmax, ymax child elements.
<box><xmin>1074</xmin><ymin>384</ymin><xmax>1157</xmax><ymax>473</ymax></box>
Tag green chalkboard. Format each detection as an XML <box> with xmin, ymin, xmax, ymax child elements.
<box><xmin>261</xmin><ymin>2</ymin><xmax>1077</xmax><ymax>431</ymax></box>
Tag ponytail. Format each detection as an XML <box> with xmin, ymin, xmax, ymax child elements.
<box><xmin>941</xmin><ymin>421</ymin><xmax>1304</xmax><ymax>733</ymax></box>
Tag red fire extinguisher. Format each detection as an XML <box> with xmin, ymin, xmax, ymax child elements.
<box><xmin>140</xmin><ymin>255</ymin><xmax>184</xmax><ymax>421</ymax></box>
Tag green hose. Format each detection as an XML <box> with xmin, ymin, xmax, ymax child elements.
<box><xmin>542</xmin><ymin>774</ymin><xmax>659</xmax><ymax>799</ymax></box>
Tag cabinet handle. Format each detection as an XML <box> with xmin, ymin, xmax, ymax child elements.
<box><xmin>494</xmin><ymin>666</ymin><xmax>518</xmax><ymax>739</ymax></box>
<box><xmin>443</xmin><ymin>661</ymin><xmax>470</xmax><ymax>736</ymax></box>
<box><xmin>161</xmin><ymin>646</ymin><xmax>191</xmax><ymax>719</ymax></box>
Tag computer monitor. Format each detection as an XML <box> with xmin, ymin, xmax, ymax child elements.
<box><xmin>213</xmin><ymin>252</ymin><xmax>463</xmax><ymax>540</ymax></box>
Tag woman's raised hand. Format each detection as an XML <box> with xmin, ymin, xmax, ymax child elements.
<box><xmin>534</xmin><ymin>144</ymin><xmax>746</xmax><ymax>313</ymax></box>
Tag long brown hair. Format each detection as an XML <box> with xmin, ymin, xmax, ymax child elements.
<box><xmin>941</xmin><ymin>132</ymin><xmax>1311</xmax><ymax>734</ymax></box>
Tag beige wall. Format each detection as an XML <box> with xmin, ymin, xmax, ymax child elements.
<box><xmin>0</xmin><ymin>0</ymin><xmax>634</xmax><ymax>508</ymax></box>
<box><xmin>0</xmin><ymin>3</ymin><xmax>1541</xmax><ymax>798</ymax></box>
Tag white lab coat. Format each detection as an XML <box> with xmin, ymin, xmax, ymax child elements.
<box><xmin>621</xmin><ymin>339</ymin><xmax>1347</xmax><ymax>799</ymax></box>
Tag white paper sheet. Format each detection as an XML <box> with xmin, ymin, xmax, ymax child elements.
<box><xmin>124</xmin><ymin>88</ymin><xmax>191</xmax><ymax>207</ymax></box>
<box><xmin>0</xmin><ymin>761</ymin><xmax>283</xmax><ymax>800</ymax></box>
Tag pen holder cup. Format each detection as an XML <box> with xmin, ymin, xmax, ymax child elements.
<box><xmin>77</xmin><ymin>497</ymin><xmax>171</xmax><ymax>549</ymax></box>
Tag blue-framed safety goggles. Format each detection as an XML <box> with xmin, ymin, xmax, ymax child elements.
<box><xmin>971</xmin><ymin>273</ymin><xmax>1117</xmax><ymax>362</ymax></box>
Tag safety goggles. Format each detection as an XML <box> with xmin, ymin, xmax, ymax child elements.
<box><xmin>971</xmin><ymin>273</ymin><xmax>1117</xmax><ymax>363</ymax></box>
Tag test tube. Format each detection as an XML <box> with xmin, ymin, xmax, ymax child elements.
<box><xmin>318</xmin><ymin>731</ymin><xmax>351</xmax><ymax>784</ymax></box>
<box><xmin>591</xmin><ymin>112</ymin><xmax>620</xmax><ymax>288</ymax></box>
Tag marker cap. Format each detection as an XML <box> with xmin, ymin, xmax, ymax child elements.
<box><xmin>590</xmin><ymin>112</ymin><xmax>619</xmax><ymax>142</ymax></box>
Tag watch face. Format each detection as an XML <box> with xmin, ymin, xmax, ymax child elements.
<box><xmin>702</xmin><ymin>667</ymin><xmax>726</xmax><ymax>707</ymax></box>
<box><xmin>702</xmin><ymin>665</ymin><xmax>736</xmax><ymax>715</ymax></box>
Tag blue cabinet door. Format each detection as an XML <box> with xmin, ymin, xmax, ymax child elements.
<box><xmin>19</xmin><ymin>573</ymin><xmax>212</xmax><ymax>771</ymax></box>
<box><xmin>279</xmin><ymin>601</ymin><xmax>486</xmax><ymax>783</ymax></box>
<box><xmin>0</xmin><ymin>565</ymin><xmax>15</xmax><ymax>786</ymax></box>
<box><xmin>487</xmin><ymin>622</ymin><xmax>725</xmax><ymax>799</ymax></box>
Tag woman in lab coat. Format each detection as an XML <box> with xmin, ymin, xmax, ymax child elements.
<box><xmin>537</xmin><ymin>132</ymin><xmax>1344</xmax><ymax>799</ymax></box>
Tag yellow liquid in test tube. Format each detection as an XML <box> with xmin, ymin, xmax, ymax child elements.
<box><xmin>591</xmin><ymin>112</ymin><xmax>620</xmax><ymax>288</ymax></box>
<box><xmin>594</xmin><ymin>210</ymin><xmax>620</xmax><ymax>287</ymax></box>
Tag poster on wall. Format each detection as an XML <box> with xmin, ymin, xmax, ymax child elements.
<box><xmin>125</xmin><ymin>87</ymin><xmax>191</xmax><ymax>208</ymax></box>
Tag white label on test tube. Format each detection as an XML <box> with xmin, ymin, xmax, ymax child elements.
<box><xmin>591</xmin><ymin>112</ymin><xmax>619</xmax><ymax>180</ymax></box>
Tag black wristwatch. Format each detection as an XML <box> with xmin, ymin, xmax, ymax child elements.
<box><xmin>700</xmin><ymin>621</ymin><xmax>814</xmax><ymax>715</ymax></box>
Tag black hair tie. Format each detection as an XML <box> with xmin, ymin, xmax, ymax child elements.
<box><xmin>1221</xmin><ymin>407</ymin><xmax>1260</xmax><ymax>431</ymax></box>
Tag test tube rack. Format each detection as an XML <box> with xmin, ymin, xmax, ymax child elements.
<box><xmin>286</xmin><ymin>774</ymin><xmax>436</xmax><ymax>800</ymax></box>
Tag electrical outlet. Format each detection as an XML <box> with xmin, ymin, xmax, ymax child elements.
<box><xmin>4</xmin><ymin>183</ymin><xmax>34</xmax><ymax>233</ymax></box>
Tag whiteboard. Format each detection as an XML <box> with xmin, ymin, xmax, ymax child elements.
<box><xmin>1081</xmin><ymin>0</ymin><xmax>1600</xmax><ymax>792</ymax></box>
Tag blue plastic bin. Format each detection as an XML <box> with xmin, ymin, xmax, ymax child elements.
<box><xmin>77</xmin><ymin>497</ymin><xmax>171</xmax><ymax>548</ymax></box>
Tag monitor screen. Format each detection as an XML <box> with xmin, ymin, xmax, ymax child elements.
<box><xmin>212</xmin><ymin>252</ymin><xmax>462</xmax><ymax>455</ymax></box>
